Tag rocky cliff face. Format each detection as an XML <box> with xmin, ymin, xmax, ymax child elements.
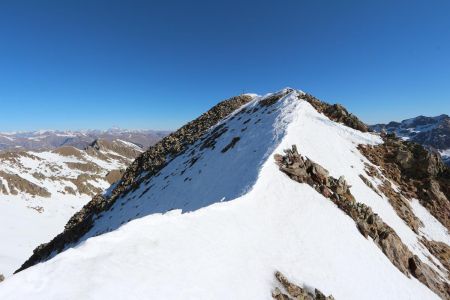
<box><xmin>371</xmin><ymin>114</ymin><xmax>450</xmax><ymax>165</ymax></box>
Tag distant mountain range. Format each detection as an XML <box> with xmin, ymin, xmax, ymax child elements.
<box><xmin>371</xmin><ymin>114</ymin><xmax>450</xmax><ymax>165</ymax></box>
<box><xmin>0</xmin><ymin>128</ymin><xmax>170</xmax><ymax>152</ymax></box>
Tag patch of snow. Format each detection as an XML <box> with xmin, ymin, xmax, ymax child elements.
<box><xmin>439</xmin><ymin>148</ymin><xmax>450</xmax><ymax>158</ymax></box>
<box><xmin>116</xmin><ymin>139</ymin><xmax>143</xmax><ymax>151</ymax></box>
<box><xmin>410</xmin><ymin>199</ymin><xmax>450</xmax><ymax>244</ymax></box>
<box><xmin>0</xmin><ymin>194</ymin><xmax>90</xmax><ymax>276</ymax></box>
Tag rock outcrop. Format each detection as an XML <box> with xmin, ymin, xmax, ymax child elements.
<box><xmin>272</xmin><ymin>271</ymin><xmax>334</xmax><ymax>300</ymax></box>
<box><xmin>275</xmin><ymin>145</ymin><xmax>450</xmax><ymax>299</ymax></box>
<box><xmin>421</xmin><ymin>239</ymin><xmax>450</xmax><ymax>279</ymax></box>
<box><xmin>359</xmin><ymin>135</ymin><xmax>450</xmax><ymax>231</ymax></box>
<box><xmin>301</xmin><ymin>94</ymin><xmax>369</xmax><ymax>132</ymax></box>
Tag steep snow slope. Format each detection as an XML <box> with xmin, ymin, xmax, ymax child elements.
<box><xmin>0</xmin><ymin>90</ymin><xmax>448</xmax><ymax>299</ymax></box>
<box><xmin>0</xmin><ymin>139</ymin><xmax>143</xmax><ymax>276</ymax></box>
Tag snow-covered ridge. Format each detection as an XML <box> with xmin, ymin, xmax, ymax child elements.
<box><xmin>0</xmin><ymin>89</ymin><xmax>448</xmax><ymax>299</ymax></box>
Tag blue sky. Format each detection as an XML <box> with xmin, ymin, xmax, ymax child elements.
<box><xmin>0</xmin><ymin>0</ymin><xmax>449</xmax><ymax>131</ymax></box>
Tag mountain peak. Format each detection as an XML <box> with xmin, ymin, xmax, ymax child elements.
<box><xmin>2</xmin><ymin>89</ymin><xmax>449</xmax><ymax>299</ymax></box>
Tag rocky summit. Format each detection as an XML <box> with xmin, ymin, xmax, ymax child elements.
<box><xmin>0</xmin><ymin>89</ymin><xmax>449</xmax><ymax>300</ymax></box>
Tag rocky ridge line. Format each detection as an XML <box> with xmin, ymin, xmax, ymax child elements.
<box><xmin>275</xmin><ymin>145</ymin><xmax>449</xmax><ymax>299</ymax></box>
<box><xmin>15</xmin><ymin>89</ymin><xmax>401</xmax><ymax>273</ymax></box>
<box><xmin>301</xmin><ymin>94</ymin><xmax>369</xmax><ymax>132</ymax></box>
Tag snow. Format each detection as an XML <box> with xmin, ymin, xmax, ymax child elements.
<box><xmin>0</xmin><ymin>90</ymin><xmax>445</xmax><ymax>299</ymax></box>
<box><xmin>439</xmin><ymin>148</ymin><xmax>450</xmax><ymax>158</ymax></box>
<box><xmin>0</xmin><ymin>135</ymin><xmax>15</xmax><ymax>141</ymax></box>
<box><xmin>410</xmin><ymin>198</ymin><xmax>450</xmax><ymax>244</ymax></box>
<box><xmin>116</xmin><ymin>139</ymin><xmax>144</xmax><ymax>151</ymax></box>
<box><xmin>0</xmin><ymin>194</ymin><xmax>90</xmax><ymax>277</ymax></box>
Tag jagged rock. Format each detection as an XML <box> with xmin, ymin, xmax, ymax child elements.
<box><xmin>356</xmin><ymin>220</ymin><xmax>369</xmax><ymax>238</ymax></box>
<box><xmin>261</xmin><ymin>89</ymin><xmax>292</xmax><ymax>107</ymax></box>
<box><xmin>359</xmin><ymin>136</ymin><xmax>450</xmax><ymax>232</ymax></box>
<box><xmin>335</xmin><ymin>176</ymin><xmax>348</xmax><ymax>195</ymax></box>
<box><xmin>272</xmin><ymin>287</ymin><xmax>290</xmax><ymax>300</ymax></box>
<box><xmin>408</xmin><ymin>255</ymin><xmax>450</xmax><ymax>298</ymax></box>
<box><xmin>301</xmin><ymin>94</ymin><xmax>369</xmax><ymax>132</ymax></box>
<box><xmin>311</xmin><ymin>164</ymin><xmax>329</xmax><ymax>186</ymax></box>
<box><xmin>358</xmin><ymin>174</ymin><xmax>381</xmax><ymax>196</ymax></box>
<box><xmin>273</xmin><ymin>271</ymin><xmax>334</xmax><ymax>300</ymax></box>
<box><xmin>0</xmin><ymin>274</ymin><xmax>4</xmax><ymax>282</ymax></box>
<box><xmin>276</xmin><ymin>145</ymin><xmax>450</xmax><ymax>299</ymax></box>
<box><xmin>421</xmin><ymin>239</ymin><xmax>450</xmax><ymax>277</ymax></box>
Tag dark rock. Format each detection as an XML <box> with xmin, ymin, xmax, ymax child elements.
<box><xmin>272</xmin><ymin>287</ymin><xmax>290</xmax><ymax>300</ymax></box>
<box><xmin>221</xmin><ymin>137</ymin><xmax>241</xmax><ymax>153</ymax></box>
<box><xmin>260</xmin><ymin>89</ymin><xmax>293</xmax><ymax>107</ymax></box>
<box><xmin>301</xmin><ymin>94</ymin><xmax>369</xmax><ymax>132</ymax></box>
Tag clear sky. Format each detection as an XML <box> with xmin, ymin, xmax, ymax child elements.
<box><xmin>0</xmin><ymin>0</ymin><xmax>449</xmax><ymax>131</ymax></box>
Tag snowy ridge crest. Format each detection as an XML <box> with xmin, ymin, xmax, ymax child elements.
<box><xmin>1</xmin><ymin>89</ymin><xmax>449</xmax><ymax>300</ymax></box>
